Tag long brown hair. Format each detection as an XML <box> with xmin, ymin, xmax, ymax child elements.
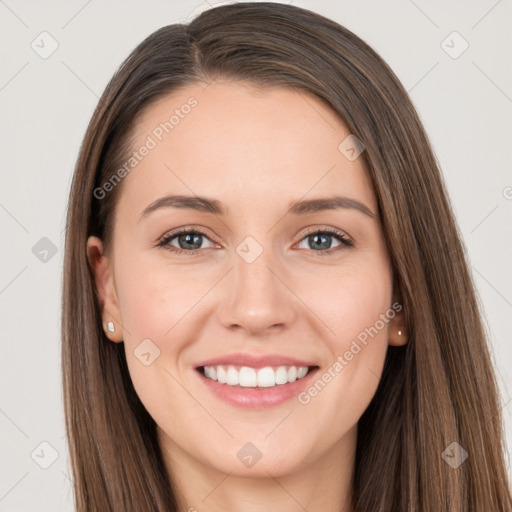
<box><xmin>62</xmin><ymin>2</ymin><xmax>511</xmax><ymax>510</ymax></box>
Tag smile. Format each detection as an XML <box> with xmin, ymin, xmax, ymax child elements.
<box><xmin>196</xmin><ymin>364</ymin><xmax>320</xmax><ymax>409</ymax></box>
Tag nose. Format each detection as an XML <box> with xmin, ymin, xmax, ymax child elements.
<box><xmin>218</xmin><ymin>244</ymin><xmax>297</xmax><ymax>336</ymax></box>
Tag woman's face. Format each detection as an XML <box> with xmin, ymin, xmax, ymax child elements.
<box><xmin>88</xmin><ymin>80</ymin><xmax>406</xmax><ymax>478</ymax></box>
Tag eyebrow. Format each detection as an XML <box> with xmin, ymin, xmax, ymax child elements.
<box><xmin>139</xmin><ymin>194</ymin><xmax>377</xmax><ymax>220</ymax></box>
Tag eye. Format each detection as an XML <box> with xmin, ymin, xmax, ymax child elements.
<box><xmin>157</xmin><ymin>228</ymin><xmax>217</xmax><ymax>255</ymax></box>
<box><xmin>295</xmin><ymin>227</ymin><xmax>353</xmax><ymax>255</ymax></box>
<box><xmin>157</xmin><ymin>226</ymin><xmax>353</xmax><ymax>256</ymax></box>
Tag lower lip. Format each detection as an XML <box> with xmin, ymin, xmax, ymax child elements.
<box><xmin>196</xmin><ymin>367</ymin><xmax>320</xmax><ymax>409</ymax></box>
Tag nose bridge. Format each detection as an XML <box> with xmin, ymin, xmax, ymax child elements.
<box><xmin>219</xmin><ymin>234</ymin><xmax>296</xmax><ymax>333</ymax></box>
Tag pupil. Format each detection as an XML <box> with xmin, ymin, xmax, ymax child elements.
<box><xmin>310</xmin><ymin>234</ymin><xmax>330</xmax><ymax>250</ymax></box>
<box><xmin>180</xmin><ymin>233</ymin><xmax>201</xmax><ymax>249</ymax></box>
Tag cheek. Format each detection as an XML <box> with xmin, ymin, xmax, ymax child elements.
<box><xmin>297</xmin><ymin>257</ymin><xmax>393</xmax><ymax>347</ymax></box>
<box><xmin>114</xmin><ymin>255</ymin><xmax>209</xmax><ymax>343</ymax></box>
<box><xmin>113</xmin><ymin>258</ymin><xmax>207</xmax><ymax>424</ymax></box>
<box><xmin>293</xmin><ymin>261</ymin><xmax>392</xmax><ymax>420</ymax></box>
<box><xmin>110</xmin><ymin>254</ymin><xmax>192</xmax><ymax>386</ymax></box>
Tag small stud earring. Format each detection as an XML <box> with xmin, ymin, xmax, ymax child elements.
<box><xmin>398</xmin><ymin>330</ymin><xmax>402</xmax><ymax>336</ymax></box>
<box><xmin>106</xmin><ymin>321</ymin><xmax>115</xmax><ymax>333</ymax></box>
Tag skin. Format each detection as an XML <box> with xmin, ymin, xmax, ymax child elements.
<box><xmin>87</xmin><ymin>80</ymin><xmax>407</xmax><ymax>512</ymax></box>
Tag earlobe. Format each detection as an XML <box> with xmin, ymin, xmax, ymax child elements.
<box><xmin>388</xmin><ymin>326</ymin><xmax>408</xmax><ymax>346</ymax></box>
<box><xmin>388</xmin><ymin>307</ymin><xmax>408</xmax><ymax>346</ymax></box>
<box><xmin>387</xmin><ymin>294</ymin><xmax>408</xmax><ymax>346</ymax></box>
<box><xmin>86</xmin><ymin>236</ymin><xmax>124</xmax><ymax>343</ymax></box>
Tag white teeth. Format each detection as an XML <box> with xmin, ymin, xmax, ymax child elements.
<box><xmin>297</xmin><ymin>366</ymin><xmax>308</xmax><ymax>378</ymax></box>
<box><xmin>275</xmin><ymin>366</ymin><xmax>288</xmax><ymax>385</ymax></box>
<box><xmin>217</xmin><ymin>366</ymin><xmax>227</xmax><ymax>384</ymax></box>
<box><xmin>257</xmin><ymin>367</ymin><xmax>275</xmax><ymax>387</ymax></box>
<box><xmin>239</xmin><ymin>367</ymin><xmax>257</xmax><ymax>387</ymax></box>
<box><xmin>202</xmin><ymin>365</ymin><xmax>311</xmax><ymax>388</ymax></box>
<box><xmin>226</xmin><ymin>366</ymin><xmax>239</xmax><ymax>385</ymax></box>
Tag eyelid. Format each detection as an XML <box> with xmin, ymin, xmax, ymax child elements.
<box><xmin>297</xmin><ymin>225</ymin><xmax>352</xmax><ymax>242</ymax></box>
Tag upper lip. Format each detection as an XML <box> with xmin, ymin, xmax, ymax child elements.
<box><xmin>195</xmin><ymin>352</ymin><xmax>318</xmax><ymax>369</ymax></box>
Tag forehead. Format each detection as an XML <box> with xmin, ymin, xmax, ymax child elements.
<box><xmin>121</xmin><ymin>80</ymin><xmax>376</xmax><ymax>217</ymax></box>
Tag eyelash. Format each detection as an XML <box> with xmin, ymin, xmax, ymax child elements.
<box><xmin>157</xmin><ymin>226</ymin><xmax>353</xmax><ymax>257</ymax></box>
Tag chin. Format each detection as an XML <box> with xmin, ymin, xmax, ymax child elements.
<box><xmin>210</xmin><ymin>444</ymin><xmax>307</xmax><ymax>478</ymax></box>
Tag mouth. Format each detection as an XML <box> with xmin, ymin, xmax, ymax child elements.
<box><xmin>196</xmin><ymin>364</ymin><xmax>318</xmax><ymax>388</ymax></box>
<box><xmin>194</xmin><ymin>364</ymin><xmax>320</xmax><ymax>408</ymax></box>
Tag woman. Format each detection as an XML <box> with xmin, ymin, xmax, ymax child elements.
<box><xmin>61</xmin><ymin>2</ymin><xmax>511</xmax><ymax>510</ymax></box>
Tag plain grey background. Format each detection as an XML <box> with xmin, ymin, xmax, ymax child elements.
<box><xmin>1</xmin><ymin>0</ymin><xmax>511</xmax><ymax>510</ymax></box>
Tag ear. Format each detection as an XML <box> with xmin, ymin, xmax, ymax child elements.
<box><xmin>387</xmin><ymin>296</ymin><xmax>408</xmax><ymax>347</ymax></box>
<box><xmin>86</xmin><ymin>236</ymin><xmax>124</xmax><ymax>343</ymax></box>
